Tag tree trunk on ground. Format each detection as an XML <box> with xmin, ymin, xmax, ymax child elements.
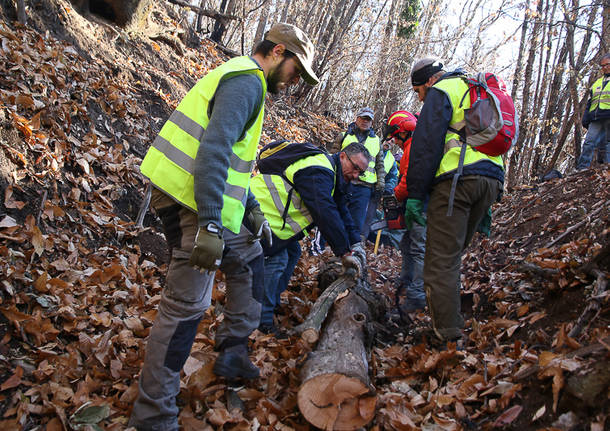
<box><xmin>298</xmin><ymin>289</ymin><xmax>377</xmax><ymax>430</ymax></box>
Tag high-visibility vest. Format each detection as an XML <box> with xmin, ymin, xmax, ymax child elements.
<box><xmin>250</xmin><ymin>153</ymin><xmax>335</xmax><ymax>240</ymax></box>
<box><xmin>383</xmin><ymin>150</ymin><xmax>395</xmax><ymax>176</ymax></box>
<box><xmin>341</xmin><ymin>133</ymin><xmax>380</xmax><ymax>183</ymax></box>
<box><xmin>432</xmin><ymin>77</ymin><xmax>504</xmax><ymax>177</ymax></box>
<box><xmin>139</xmin><ymin>56</ymin><xmax>266</xmax><ymax>233</ymax></box>
<box><xmin>589</xmin><ymin>77</ymin><xmax>610</xmax><ymax>112</ymax></box>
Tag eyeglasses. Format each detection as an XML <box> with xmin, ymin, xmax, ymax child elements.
<box><xmin>345</xmin><ymin>152</ymin><xmax>366</xmax><ymax>175</ymax></box>
<box><xmin>601</xmin><ymin>63</ymin><xmax>610</xmax><ymax>67</ymax></box>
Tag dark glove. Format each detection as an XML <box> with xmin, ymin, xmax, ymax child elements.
<box><xmin>246</xmin><ymin>206</ymin><xmax>272</xmax><ymax>247</ymax></box>
<box><xmin>190</xmin><ymin>223</ymin><xmax>224</xmax><ymax>271</ymax></box>
<box><xmin>350</xmin><ymin>242</ymin><xmax>367</xmax><ymax>268</ymax></box>
<box><xmin>341</xmin><ymin>253</ymin><xmax>361</xmax><ymax>277</ymax></box>
<box><xmin>476</xmin><ymin>207</ymin><xmax>492</xmax><ymax>237</ymax></box>
<box><xmin>404</xmin><ymin>199</ymin><xmax>426</xmax><ymax>230</ymax></box>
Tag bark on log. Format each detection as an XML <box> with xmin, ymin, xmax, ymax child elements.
<box><xmin>298</xmin><ymin>290</ymin><xmax>376</xmax><ymax>430</ymax></box>
<box><xmin>293</xmin><ymin>270</ymin><xmax>356</xmax><ymax>344</ymax></box>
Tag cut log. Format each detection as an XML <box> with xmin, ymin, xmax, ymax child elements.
<box><xmin>298</xmin><ymin>290</ymin><xmax>376</xmax><ymax>430</ymax></box>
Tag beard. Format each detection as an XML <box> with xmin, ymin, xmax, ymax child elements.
<box><xmin>267</xmin><ymin>57</ymin><xmax>290</xmax><ymax>94</ymax></box>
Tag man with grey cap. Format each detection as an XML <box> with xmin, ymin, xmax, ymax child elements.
<box><xmin>404</xmin><ymin>57</ymin><xmax>504</xmax><ymax>347</ymax></box>
<box><xmin>335</xmin><ymin>107</ymin><xmax>386</xmax><ymax>238</ymax></box>
<box><xmin>130</xmin><ymin>22</ymin><xmax>319</xmax><ymax>430</ymax></box>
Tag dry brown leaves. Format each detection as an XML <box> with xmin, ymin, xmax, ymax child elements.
<box><xmin>1</xmin><ymin>11</ymin><xmax>609</xmax><ymax>431</ymax></box>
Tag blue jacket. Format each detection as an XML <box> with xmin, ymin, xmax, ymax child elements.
<box><xmin>263</xmin><ymin>153</ymin><xmax>360</xmax><ymax>257</ymax></box>
<box><xmin>383</xmin><ymin>150</ymin><xmax>398</xmax><ymax>193</ymax></box>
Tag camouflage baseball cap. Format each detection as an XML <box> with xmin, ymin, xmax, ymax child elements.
<box><xmin>264</xmin><ymin>23</ymin><xmax>319</xmax><ymax>85</ymax></box>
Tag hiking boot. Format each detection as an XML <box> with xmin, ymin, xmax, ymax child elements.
<box><xmin>213</xmin><ymin>344</ymin><xmax>259</xmax><ymax>380</ymax></box>
<box><xmin>400</xmin><ymin>298</ymin><xmax>427</xmax><ymax>313</ymax></box>
<box><xmin>258</xmin><ymin>323</ymin><xmax>289</xmax><ymax>339</ymax></box>
<box><xmin>411</xmin><ymin>327</ymin><xmax>465</xmax><ymax>351</ymax></box>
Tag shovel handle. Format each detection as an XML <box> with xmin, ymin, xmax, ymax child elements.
<box><xmin>373</xmin><ymin>229</ymin><xmax>382</xmax><ymax>255</ymax></box>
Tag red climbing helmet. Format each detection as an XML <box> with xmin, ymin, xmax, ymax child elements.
<box><xmin>383</xmin><ymin>110</ymin><xmax>417</xmax><ymax>141</ymax></box>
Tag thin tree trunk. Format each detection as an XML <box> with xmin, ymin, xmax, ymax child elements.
<box><xmin>253</xmin><ymin>2</ymin><xmax>270</xmax><ymax>44</ymax></box>
<box><xmin>280</xmin><ymin>0</ymin><xmax>291</xmax><ymax>23</ymax></box>
<box><xmin>16</xmin><ymin>0</ymin><xmax>26</xmax><ymax>25</ymax></box>
<box><xmin>508</xmin><ymin>0</ymin><xmax>544</xmax><ymax>187</ymax></box>
<box><xmin>511</xmin><ymin>19</ymin><xmax>528</xmax><ymax>101</ymax></box>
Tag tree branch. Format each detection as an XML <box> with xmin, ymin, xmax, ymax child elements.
<box><xmin>165</xmin><ymin>0</ymin><xmax>240</xmax><ymax>22</ymax></box>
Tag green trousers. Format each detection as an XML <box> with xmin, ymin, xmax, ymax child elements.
<box><xmin>424</xmin><ymin>175</ymin><xmax>502</xmax><ymax>340</ymax></box>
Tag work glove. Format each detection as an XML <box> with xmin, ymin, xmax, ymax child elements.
<box><xmin>341</xmin><ymin>253</ymin><xmax>361</xmax><ymax>277</ymax></box>
<box><xmin>350</xmin><ymin>242</ymin><xmax>367</xmax><ymax>268</ymax></box>
<box><xmin>246</xmin><ymin>206</ymin><xmax>272</xmax><ymax>247</ymax></box>
<box><xmin>404</xmin><ymin>198</ymin><xmax>426</xmax><ymax>230</ymax></box>
<box><xmin>190</xmin><ymin>223</ymin><xmax>224</xmax><ymax>271</ymax></box>
<box><xmin>476</xmin><ymin>207</ymin><xmax>492</xmax><ymax>237</ymax></box>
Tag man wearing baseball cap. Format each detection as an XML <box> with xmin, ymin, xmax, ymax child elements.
<box><xmin>334</xmin><ymin>107</ymin><xmax>386</xmax><ymax>239</ymax></box>
<box><xmin>404</xmin><ymin>57</ymin><xmax>504</xmax><ymax>349</ymax></box>
<box><xmin>130</xmin><ymin>22</ymin><xmax>318</xmax><ymax>430</ymax></box>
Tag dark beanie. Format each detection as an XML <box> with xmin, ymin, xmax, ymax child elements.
<box><xmin>411</xmin><ymin>58</ymin><xmax>444</xmax><ymax>86</ymax></box>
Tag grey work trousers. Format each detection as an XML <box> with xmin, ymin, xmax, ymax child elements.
<box><xmin>129</xmin><ymin>189</ymin><xmax>263</xmax><ymax>431</ymax></box>
<box><xmin>424</xmin><ymin>175</ymin><xmax>502</xmax><ymax>341</ymax></box>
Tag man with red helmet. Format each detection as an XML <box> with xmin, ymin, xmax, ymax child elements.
<box><xmin>383</xmin><ymin>110</ymin><xmax>427</xmax><ymax>315</ymax></box>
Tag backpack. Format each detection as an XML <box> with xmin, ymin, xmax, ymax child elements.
<box><xmin>256</xmin><ymin>139</ymin><xmax>326</xmax><ymax>180</ymax></box>
<box><xmin>450</xmin><ymin>72</ymin><xmax>519</xmax><ymax>156</ymax></box>
<box><xmin>446</xmin><ymin>72</ymin><xmax>518</xmax><ymax>216</ymax></box>
<box><xmin>255</xmin><ymin>139</ymin><xmax>328</xmax><ymax>231</ymax></box>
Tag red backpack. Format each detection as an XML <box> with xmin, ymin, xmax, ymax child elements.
<box><xmin>450</xmin><ymin>72</ymin><xmax>519</xmax><ymax>155</ymax></box>
<box><xmin>446</xmin><ymin>72</ymin><xmax>518</xmax><ymax>216</ymax></box>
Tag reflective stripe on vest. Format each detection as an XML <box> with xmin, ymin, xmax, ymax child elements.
<box><xmin>139</xmin><ymin>56</ymin><xmax>266</xmax><ymax>233</ymax></box>
<box><xmin>589</xmin><ymin>77</ymin><xmax>610</xmax><ymax>112</ymax></box>
<box><xmin>250</xmin><ymin>153</ymin><xmax>335</xmax><ymax>240</ymax></box>
<box><xmin>341</xmin><ymin>133</ymin><xmax>380</xmax><ymax>183</ymax></box>
<box><xmin>432</xmin><ymin>77</ymin><xmax>504</xmax><ymax>177</ymax></box>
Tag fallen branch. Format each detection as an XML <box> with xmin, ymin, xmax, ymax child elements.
<box><xmin>135</xmin><ymin>183</ymin><xmax>152</xmax><ymax>228</ymax></box>
<box><xmin>293</xmin><ymin>270</ymin><xmax>356</xmax><ymax>344</ymax></box>
<box><xmin>544</xmin><ymin>203</ymin><xmax>606</xmax><ymax>248</ymax></box>
<box><xmin>569</xmin><ymin>269</ymin><xmax>608</xmax><ymax>338</ymax></box>
<box><xmin>514</xmin><ymin>335</ymin><xmax>610</xmax><ymax>381</ymax></box>
<box><xmin>165</xmin><ymin>0</ymin><xmax>239</xmax><ymax>21</ymax></box>
<box><xmin>514</xmin><ymin>262</ymin><xmax>559</xmax><ymax>278</ymax></box>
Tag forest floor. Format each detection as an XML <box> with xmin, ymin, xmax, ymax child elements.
<box><xmin>0</xmin><ymin>1</ymin><xmax>608</xmax><ymax>430</ymax></box>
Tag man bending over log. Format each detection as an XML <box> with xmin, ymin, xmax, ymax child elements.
<box><xmin>250</xmin><ymin>142</ymin><xmax>370</xmax><ymax>335</ymax></box>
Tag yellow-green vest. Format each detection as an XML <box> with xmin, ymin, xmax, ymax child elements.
<box><xmin>383</xmin><ymin>150</ymin><xmax>395</xmax><ymax>176</ymax></box>
<box><xmin>341</xmin><ymin>133</ymin><xmax>380</xmax><ymax>183</ymax></box>
<box><xmin>250</xmin><ymin>153</ymin><xmax>335</xmax><ymax>240</ymax></box>
<box><xmin>589</xmin><ymin>77</ymin><xmax>610</xmax><ymax>112</ymax></box>
<box><xmin>432</xmin><ymin>77</ymin><xmax>504</xmax><ymax>177</ymax></box>
<box><xmin>139</xmin><ymin>56</ymin><xmax>266</xmax><ymax>234</ymax></box>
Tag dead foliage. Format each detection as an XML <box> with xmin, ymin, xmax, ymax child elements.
<box><xmin>0</xmin><ymin>4</ymin><xmax>608</xmax><ymax>431</ymax></box>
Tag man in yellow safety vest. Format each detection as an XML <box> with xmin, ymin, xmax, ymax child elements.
<box><xmin>405</xmin><ymin>57</ymin><xmax>504</xmax><ymax>348</ymax></box>
<box><xmin>577</xmin><ymin>53</ymin><xmax>610</xmax><ymax>170</ymax></box>
<box><xmin>336</xmin><ymin>107</ymin><xmax>386</xmax><ymax>238</ymax></box>
<box><xmin>130</xmin><ymin>23</ymin><xmax>319</xmax><ymax>431</ymax></box>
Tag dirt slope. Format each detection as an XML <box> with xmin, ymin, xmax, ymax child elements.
<box><xmin>0</xmin><ymin>1</ymin><xmax>608</xmax><ymax>430</ymax></box>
